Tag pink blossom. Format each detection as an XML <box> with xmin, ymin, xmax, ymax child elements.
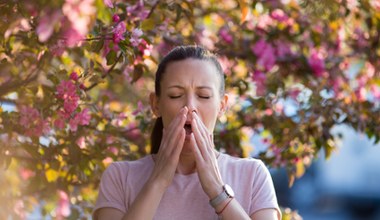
<box><xmin>113</xmin><ymin>22</ymin><xmax>126</xmax><ymax>43</ymax></box>
<box><xmin>70</xmin><ymin>71</ymin><xmax>79</xmax><ymax>81</ymax></box>
<box><xmin>112</xmin><ymin>14</ymin><xmax>120</xmax><ymax>22</ymax></box>
<box><xmin>36</xmin><ymin>11</ymin><xmax>62</xmax><ymax>42</ymax></box>
<box><xmin>51</xmin><ymin>40</ymin><xmax>66</xmax><ymax>56</ymax></box>
<box><xmin>62</xmin><ymin>27</ymin><xmax>83</xmax><ymax>47</ymax></box>
<box><xmin>79</xmin><ymin>83</ymin><xmax>86</xmax><ymax>90</ymax></box>
<box><xmin>132</xmin><ymin>101</ymin><xmax>144</xmax><ymax>116</ymax></box>
<box><xmin>123</xmin><ymin>65</ymin><xmax>134</xmax><ymax>82</ymax></box>
<box><xmin>63</xmin><ymin>94</ymin><xmax>79</xmax><ymax>114</ymax></box>
<box><xmin>355</xmin><ymin>87</ymin><xmax>367</xmax><ymax>102</ymax></box>
<box><xmin>62</xmin><ymin>0</ymin><xmax>96</xmax><ymax>47</ymax></box>
<box><xmin>288</xmin><ymin>88</ymin><xmax>301</xmax><ymax>100</ymax></box>
<box><xmin>13</xmin><ymin>200</ymin><xmax>25</xmax><ymax>219</ymax></box>
<box><xmin>76</xmin><ymin>108</ymin><xmax>91</xmax><ymax>125</ymax></box>
<box><xmin>274</xmin><ymin>102</ymin><xmax>284</xmax><ymax>114</ymax></box>
<box><xmin>57</xmin><ymin>80</ymin><xmax>79</xmax><ymax>114</ymax></box>
<box><xmin>56</xmin><ymin>190</ymin><xmax>70</xmax><ymax>220</ymax></box>
<box><xmin>195</xmin><ymin>28</ymin><xmax>215</xmax><ymax>50</ymax></box>
<box><xmin>370</xmin><ymin>85</ymin><xmax>380</xmax><ymax>100</ymax></box>
<box><xmin>308</xmin><ymin>49</ymin><xmax>325</xmax><ymax>77</ymax></box>
<box><xmin>76</xmin><ymin>136</ymin><xmax>86</xmax><ymax>149</ymax></box>
<box><xmin>113</xmin><ymin>112</ymin><xmax>127</xmax><ymax>126</ymax></box>
<box><xmin>57</xmin><ymin>80</ymin><xmax>77</xmax><ymax>99</ymax></box>
<box><xmin>54</xmin><ymin>118</ymin><xmax>66</xmax><ymax>129</ymax></box>
<box><xmin>62</xmin><ymin>0</ymin><xmax>95</xmax><ymax>36</ymax></box>
<box><xmin>138</xmin><ymin>39</ymin><xmax>153</xmax><ymax>56</ymax></box>
<box><xmin>251</xmin><ymin>71</ymin><xmax>267</xmax><ymax>96</ymax></box>
<box><xmin>331</xmin><ymin>77</ymin><xmax>346</xmax><ymax>99</ymax></box>
<box><xmin>125</xmin><ymin>122</ymin><xmax>142</xmax><ymax>141</ymax></box>
<box><xmin>19</xmin><ymin>106</ymin><xmax>50</xmax><ymax>137</ymax></box>
<box><xmin>102</xmin><ymin>157</ymin><xmax>114</xmax><ymax>165</ymax></box>
<box><xmin>19</xmin><ymin>168</ymin><xmax>35</xmax><ymax>180</ymax></box>
<box><xmin>4</xmin><ymin>18</ymin><xmax>32</xmax><ymax>39</ymax></box>
<box><xmin>219</xmin><ymin>27</ymin><xmax>233</xmax><ymax>44</ymax></box>
<box><xmin>126</xmin><ymin>0</ymin><xmax>149</xmax><ymax>20</ymax></box>
<box><xmin>69</xmin><ymin>108</ymin><xmax>91</xmax><ymax>132</ymax></box>
<box><xmin>218</xmin><ymin>56</ymin><xmax>234</xmax><ymax>76</ymax></box>
<box><xmin>256</xmin><ymin>14</ymin><xmax>273</xmax><ymax>30</ymax></box>
<box><xmin>275</xmin><ymin>41</ymin><xmax>292</xmax><ymax>58</ymax></box>
<box><xmin>19</xmin><ymin>106</ymin><xmax>39</xmax><ymax>125</ymax></box>
<box><xmin>58</xmin><ymin>109</ymin><xmax>71</xmax><ymax>120</ymax></box>
<box><xmin>270</xmin><ymin>9</ymin><xmax>289</xmax><ymax>22</ymax></box>
<box><xmin>104</xmin><ymin>0</ymin><xmax>114</xmax><ymax>8</ymax></box>
<box><xmin>353</xmin><ymin>28</ymin><xmax>369</xmax><ymax>48</ymax></box>
<box><xmin>370</xmin><ymin>0</ymin><xmax>380</xmax><ymax>10</ymax></box>
<box><xmin>251</xmin><ymin>39</ymin><xmax>276</xmax><ymax>71</ymax></box>
<box><xmin>130</xmin><ymin>28</ymin><xmax>143</xmax><ymax>46</ymax></box>
<box><xmin>69</xmin><ymin>117</ymin><xmax>79</xmax><ymax>132</ymax></box>
<box><xmin>107</xmin><ymin>146</ymin><xmax>119</xmax><ymax>155</ymax></box>
<box><xmin>265</xmin><ymin>108</ymin><xmax>273</xmax><ymax>115</ymax></box>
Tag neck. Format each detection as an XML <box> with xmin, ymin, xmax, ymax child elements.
<box><xmin>176</xmin><ymin>153</ymin><xmax>196</xmax><ymax>175</ymax></box>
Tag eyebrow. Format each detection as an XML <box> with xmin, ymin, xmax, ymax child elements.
<box><xmin>167</xmin><ymin>85</ymin><xmax>213</xmax><ymax>90</ymax></box>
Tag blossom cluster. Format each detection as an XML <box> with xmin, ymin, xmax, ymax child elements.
<box><xmin>55</xmin><ymin>74</ymin><xmax>91</xmax><ymax>132</ymax></box>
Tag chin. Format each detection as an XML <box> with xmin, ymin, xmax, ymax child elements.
<box><xmin>180</xmin><ymin>142</ymin><xmax>193</xmax><ymax>155</ymax></box>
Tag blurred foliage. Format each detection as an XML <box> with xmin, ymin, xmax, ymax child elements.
<box><xmin>0</xmin><ymin>0</ymin><xmax>380</xmax><ymax>218</ymax></box>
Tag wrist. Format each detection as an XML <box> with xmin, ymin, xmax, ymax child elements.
<box><xmin>146</xmin><ymin>176</ymin><xmax>170</xmax><ymax>192</ymax></box>
<box><xmin>209</xmin><ymin>184</ymin><xmax>235</xmax><ymax>208</ymax></box>
<box><xmin>206</xmin><ymin>183</ymin><xmax>224</xmax><ymax>200</ymax></box>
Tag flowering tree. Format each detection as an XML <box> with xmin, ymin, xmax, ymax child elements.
<box><xmin>1</xmin><ymin>0</ymin><xmax>379</xmax><ymax>219</ymax></box>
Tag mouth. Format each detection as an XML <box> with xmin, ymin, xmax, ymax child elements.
<box><xmin>184</xmin><ymin>123</ymin><xmax>192</xmax><ymax>135</ymax></box>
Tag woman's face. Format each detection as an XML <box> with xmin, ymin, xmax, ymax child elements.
<box><xmin>151</xmin><ymin>58</ymin><xmax>228</xmax><ymax>149</ymax></box>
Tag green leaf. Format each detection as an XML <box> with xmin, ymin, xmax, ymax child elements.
<box><xmin>106</xmin><ymin>50</ymin><xmax>117</xmax><ymax>66</ymax></box>
<box><xmin>141</xmin><ymin>19</ymin><xmax>157</xmax><ymax>31</ymax></box>
<box><xmin>91</xmin><ymin>40</ymin><xmax>104</xmax><ymax>53</ymax></box>
<box><xmin>175</xmin><ymin>4</ymin><xmax>182</xmax><ymax>23</ymax></box>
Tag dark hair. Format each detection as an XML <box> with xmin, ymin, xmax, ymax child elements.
<box><xmin>150</xmin><ymin>45</ymin><xmax>225</xmax><ymax>154</ymax></box>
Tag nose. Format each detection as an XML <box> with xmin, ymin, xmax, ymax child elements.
<box><xmin>185</xmin><ymin>95</ymin><xmax>197</xmax><ymax>118</ymax></box>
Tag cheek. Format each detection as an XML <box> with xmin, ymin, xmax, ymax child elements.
<box><xmin>200</xmin><ymin>106</ymin><xmax>219</xmax><ymax>128</ymax></box>
<box><xmin>159</xmin><ymin>102</ymin><xmax>182</xmax><ymax>128</ymax></box>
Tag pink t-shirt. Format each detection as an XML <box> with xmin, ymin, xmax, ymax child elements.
<box><xmin>93</xmin><ymin>153</ymin><xmax>281</xmax><ymax>219</ymax></box>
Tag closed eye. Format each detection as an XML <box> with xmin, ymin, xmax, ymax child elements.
<box><xmin>169</xmin><ymin>95</ymin><xmax>182</xmax><ymax>99</ymax></box>
<box><xmin>199</xmin><ymin>96</ymin><xmax>211</xmax><ymax>99</ymax></box>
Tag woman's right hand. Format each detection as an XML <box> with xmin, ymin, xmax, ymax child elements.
<box><xmin>149</xmin><ymin>106</ymin><xmax>188</xmax><ymax>189</ymax></box>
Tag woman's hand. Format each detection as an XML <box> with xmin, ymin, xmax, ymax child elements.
<box><xmin>149</xmin><ymin>106</ymin><xmax>188</xmax><ymax>189</ymax></box>
<box><xmin>189</xmin><ymin>111</ymin><xmax>224</xmax><ymax>199</ymax></box>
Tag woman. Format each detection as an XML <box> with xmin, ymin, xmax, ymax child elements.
<box><xmin>93</xmin><ymin>45</ymin><xmax>281</xmax><ymax>220</ymax></box>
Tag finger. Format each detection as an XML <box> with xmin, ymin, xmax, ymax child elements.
<box><xmin>165</xmin><ymin>107</ymin><xmax>188</xmax><ymax>138</ymax></box>
<box><xmin>165</xmin><ymin>111</ymin><xmax>187</xmax><ymax>154</ymax></box>
<box><xmin>190</xmin><ymin>132</ymin><xmax>203</xmax><ymax>162</ymax></box>
<box><xmin>191</xmin><ymin>114</ymin><xmax>209</xmax><ymax>159</ymax></box>
<box><xmin>160</xmin><ymin>107</ymin><xmax>188</xmax><ymax>151</ymax></box>
<box><xmin>171</xmin><ymin>128</ymin><xmax>186</xmax><ymax>158</ymax></box>
<box><xmin>192</xmin><ymin>112</ymin><xmax>214</xmax><ymax>156</ymax></box>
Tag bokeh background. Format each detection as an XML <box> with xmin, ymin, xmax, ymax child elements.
<box><xmin>1</xmin><ymin>0</ymin><xmax>380</xmax><ymax>219</ymax></box>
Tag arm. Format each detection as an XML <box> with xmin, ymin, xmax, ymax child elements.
<box><xmin>250</xmin><ymin>208</ymin><xmax>280</xmax><ymax>220</ymax></box>
<box><xmin>190</xmin><ymin>111</ymin><xmax>251</xmax><ymax>219</ymax></box>
<box><xmin>212</xmin><ymin>198</ymin><xmax>279</xmax><ymax>220</ymax></box>
<box><xmin>190</xmin><ymin>111</ymin><xmax>281</xmax><ymax>220</ymax></box>
<box><xmin>96</xmin><ymin>107</ymin><xmax>189</xmax><ymax>220</ymax></box>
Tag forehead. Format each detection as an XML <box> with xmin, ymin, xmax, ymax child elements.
<box><xmin>161</xmin><ymin>58</ymin><xmax>220</xmax><ymax>88</ymax></box>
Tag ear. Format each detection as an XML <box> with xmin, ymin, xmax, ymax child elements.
<box><xmin>149</xmin><ymin>93</ymin><xmax>160</xmax><ymax>117</ymax></box>
<box><xmin>218</xmin><ymin>94</ymin><xmax>229</xmax><ymax>117</ymax></box>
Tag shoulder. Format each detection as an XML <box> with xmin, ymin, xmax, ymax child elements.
<box><xmin>102</xmin><ymin>155</ymin><xmax>154</xmax><ymax>178</ymax></box>
<box><xmin>218</xmin><ymin>153</ymin><xmax>271</xmax><ymax>182</ymax></box>
<box><xmin>219</xmin><ymin>153</ymin><xmax>266</xmax><ymax>171</ymax></box>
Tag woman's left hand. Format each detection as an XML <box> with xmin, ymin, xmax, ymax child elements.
<box><xmin>190</xmin><ymin>111</ymin><xmax>224</xmax><ymax>199</ymax></box>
